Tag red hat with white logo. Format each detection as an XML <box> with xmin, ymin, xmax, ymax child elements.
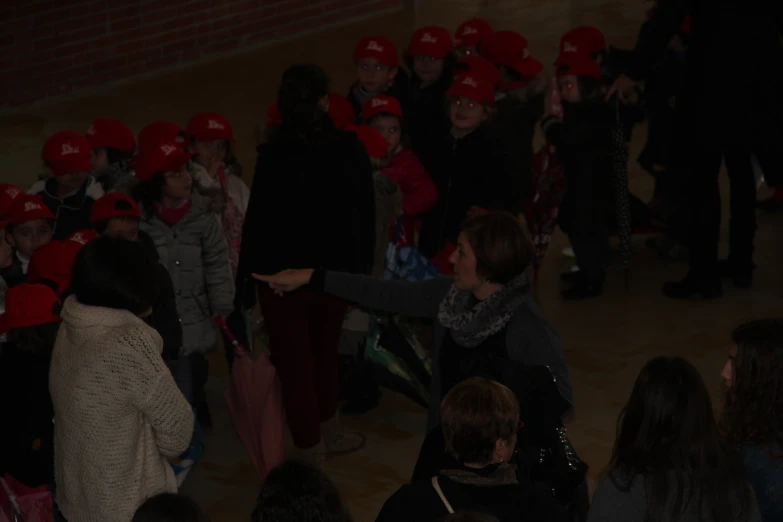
<box><xmin>8</xmin><ymin>195</ymin><xmax>55</xmax><ymax>226</ymax></box>
<box><xmin>362</xmin><ymin>94</ymin><xmax>403</xmax><ymax>123</ymax></box>
<box><xmin>556</xmin><ymin>53</ymin><xmax>603</xmax><ymax>80</ymax></box>
<box><xmin>407</xmin><ymin>26</ymin><xmax>452</xmax><ymax>59</ymax></box>
<box><xmin>479</xmin><ymin>31</ymin><xmax>543</xmax><ymax>78</ymax></box>
<box><xmin>85</xmin><ymin>118</ymin><xmax>136</xmax><ymax>153</ymax></box>
<box><xmin>454</xmin><ymin>55</ymin><xmax>500</xmax><ymax>86</ymax></box>
<box><xmin>0</xmin><ymin>283</ymin><xmax>61</xmax><ymax>333</ymax></box>
<box><xmin>67</xmin><ymin>228</ymin><xmax>99</xmax><ymax>245</ymax></box>
<box><xmin>454</xmin><ymin>18</ymin><xmax>494</xmax><ymax>48</ymax></box>
<box><xmin>42</xmin><ymin>131</ymin><xmax>92</xmax><ymax>177</ymax></box>
<box><xmin>346</xmin><ymin>125</ymin><xmax>389</xmax><ymax>159</ymax></box>
<box><xmin>138</xmin><ymin>121</ymin><xmax>184</xmax><ymax>157</ymax></box>
<box><xmin>135</xmin><ymin>141</ymin><xmax>194</xmax><ymax>182</ymax></box>
<box><xmin>27</xmin><ymin>240</ymin><xmax>81</xmax><ymax>296</ymax></box>
<box><xmin>328</xmin><ymin>93</ymin><xmax>357</xmax><ymax>128</ymax></box>
<box><xmin>353</xmin><ymin>36</ymin><xmax>399</xmax><ymax>67</ymax></box>
<box><xmin>90</xmin><ymin>193</ymin><xmax>141</xmax><ymax>224</ymax></box>
<box><xmin>0</xmin><ymin>184</ymin><xmax>24</xmax><ymax>220</ymax></box>
<box><xmin>446</xmin><ymin>75</ymin><xmax>496</xmax><ymax>106</ymax></box>
<box><xmin>554</xmin><ymin>26</ymin><xmax>607</xmax><ymax>65</ymax></box>
<box><xmin>186</xmin><ymin>113</ymin><xmax>234</xmax><ymax>142</ymax></box>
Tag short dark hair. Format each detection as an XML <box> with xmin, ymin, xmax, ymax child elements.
<box><xmin>460</xmin><ymin>211</ymin><xmax>533</xmax><ymax>284</ymax></box>
<box><xmin>252</xmin><ymin>460</ymin><xmax>352</xmax><ymax>522</ymax></box>
<box><xmin>132</xmin><ymin>493</ymin><xmax>208</xmax><ymax>522</ymax></box>
<box><xmin>98</xmin><ymin>146</ymin><xmax>135</xmax><ymax>166</ymax></box>
<box><xmin>441</xmin><ymin>377</ymin><xmax>519</xmax><ymax>465</ymax></box>
<box><xmin>70</xmin><ymin>235</ymin><xmax>158</xmax><ymax>316</ymax></box>
<box><xmin>93</xmin><ymin>216</ymin><xmax>141</xmax><ymax>235</ymax></box>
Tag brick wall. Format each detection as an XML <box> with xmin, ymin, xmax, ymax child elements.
<box><xmin>0</xmin><ymin>0</ymin><xmax>404</xmax><ymax>108</ymax></box>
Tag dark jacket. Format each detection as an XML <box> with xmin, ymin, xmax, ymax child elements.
<box><xmin>28</xmin><ymin>177</ymin><xmax>104</xmax><ymax>240</ymax></box>
<box><xmin>741</xmin><ymin>444</ymin><xmax>783</xmax><ymax>522</ymax></box>
<box><xmin>347</xmin><ymin>68</ymin><xmax>411</xmax><ymax>122</ymax></box>
<box><xmin>236</xmin><ymin>121</ymin><xmax>376</xmax><ymax>308</ymax></box>
<box><xmin>138</xmin><ymin>230</ymin><xmax>182</xmax><ymax>361</ymax></box>
<box><xmin>0</xmin><ymin>254</ymin><xmax>25</xmax><ymax>288</ymax></box>
<box><xmin>417</xmin><ymin>127</ymin><xmax>516</xmax><ymax>258</ymax></box>
<box><xmin>406</xmin><ymin>71</ymin><xmax>452</xmax><ymax>161</ymax></box>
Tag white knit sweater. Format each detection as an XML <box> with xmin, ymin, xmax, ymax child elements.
<box><xmin>50</xmin><ymin>297</ymin><xmax>195</xmax><ymax>522</ymax></box>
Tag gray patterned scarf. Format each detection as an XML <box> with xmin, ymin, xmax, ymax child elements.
<box><xmin>437</xmin><ymin>273</ymin><xmax>530</xmax><ymax>348</ymax></box>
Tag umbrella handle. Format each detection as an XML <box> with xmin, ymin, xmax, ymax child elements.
<box><xmin>214</xmin><ymin>316</ymin><xmax>250</xmax><ymax>359</ymax></box>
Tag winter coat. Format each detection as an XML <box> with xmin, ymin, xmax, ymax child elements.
<box><xmin>407</xmin><ymin>72</ymin><xmax>452</xmax><ymax>161</ymax></box>
<box><xmin>382</xmin><ymin>148</ymin><xmax>438</xmax><ymax>244</ymax></box>
<box><xmin>28</xmin><ymin>176</ymin><xmax>104</xmax><ymax>240</ymax></box>
<box><xmin>417</xmin><ymin>126</ymin><xmax>516</xmax><ymax>258</ymax></box>
<box><xmin>347</xmin><ymin>68</ymin><xmax>411</xmax><ymax>122</ymax></box>
<box><xmin>236</xmin><ymin>121</ymin><xmax>376</xmax><ymax>309</ymax></box>
<box><xmin>139</xmin><ymin>192</ymin><xmax>234</xmax><ymax>355</ymax></box>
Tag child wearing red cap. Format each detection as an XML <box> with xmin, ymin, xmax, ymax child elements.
<box><xmin>347</xmin><ymin>36</ymin><xmax>410</xmax><ymax>120</ymax></box>
<box><xmin>0</xmin><ymin>283</ymin><xmax>60</xmax><ymax>487</ymax></box>
<box><xmin>453</xmin><ymin>17</ymin><xmax>494</xmax><ymax>59</ymax></box>
<box><xmin>86</xmin><ymin>118</ymin><xmax>138</xmax><ymax>194</ymax></box>
<box><xmin>138</xmin><ymin>121</ymin><xmax>186</xmax><ymax>157</ymax></box>
<box><xmin>30</xmin><ymin>131</ymin><xmax>105</xmax><ymax>240</ymax></box>
<box><xmin>3</xmin><ymin>195</ymin><xmax>55</xmax><ymax>287</ymax></box>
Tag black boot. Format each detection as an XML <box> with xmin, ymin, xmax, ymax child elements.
<box><xmin>717</xmin><ymin>259</ymin><xmax>754</xmax><ymax>289</ymax></box>
<box><xmin>662</xmin><ymin>273</ymin><xmax>723</xmax><ymax>300</ymax></box>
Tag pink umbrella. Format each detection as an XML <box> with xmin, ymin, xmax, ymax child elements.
<box><xmin>217</xmin><ymin>316</ymin><xmax>285</xmax><ymax>480</ymax></box>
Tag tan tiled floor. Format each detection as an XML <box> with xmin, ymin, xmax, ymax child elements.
<box><xmin>2</xmin><ymin>2</ymin><xmax>782</xmax><ymax>522</ymax></box>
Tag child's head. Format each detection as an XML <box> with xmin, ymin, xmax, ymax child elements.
<box><xmin>0</xmin><ymin>283</ymin><xmax>61</xmax><ymax>350</ymax></box>
<box><xmin>353</xmin><ymin>37</ymin><xmax>399</xmax><ymax>94</ymax></box>
<box><xmin>454</xmin><ymin>18</ymin><xmax>494</xmax><ymax>59</ymax></box>
<box><xmin>42</xmin><ymin>131</ymin><xmax>93</xmax><ymax>193</ymax></box>
<box><xmin>27</xmin><ymin>231</ymin><xmax>94</xmax><ymax>297</ymax></box>
<box><xmin>134</xmin><ymin>142</ymin><xmax>194</xmax><ymax>208</ymax></box>
<box><xmin>132</xmin><ymin>493</ymin><xmax>209</xmax><ymax>522</ymax></box>
<box><xmin>91</xmin><ymin>193</ymin><xmax>141</xmax><ymax>241</ymax></box>
<box><xmin>556</xmin><ymin>54</ymin><xmax>604</xmax><ymax>104</ymax></box>
<box><xmin>406</xmin><ymin>26</ymin><xmax>453</xmax><ymax>87</ymax></box>
<box><xmin>6</xmin><ymin>195</ymin><xmax>54</xmax><ymax>259</ymax></box>
<box><xmin>348</xmin><ymin>124</ymin><xmax>390</xmax><ymax>169</ymax></box>
<box><xmin>362</xmin><ymin>95</ymin><xmax>404</xmax><ymax>154</ymax></box>
<box><xmin>554</xmin><ymin>26</ymin><xmax>607</xmax><ymax>67</ymax></box>
<box><xmin>453</xmin><ymin>56</ymin><xmax>500</xmax><ymax>88</ymax></box>
<box><xmin>186</xmin><ymin>113</ymin><xmax>234</xmax><ymax>169</ymax></box>
<box><xmin>85</xmin><ymin>118</ymin><xmax>136</xmax><ymax>173</ymax></box>
<box><xmin>138</xmin><ymin>121</ymin><xmax>186</xmax><ymax>158</ymax></box>
<box><xmin>446</xmin><ymin>75</ymin><xmax>495</xmax><ymax>133</ymax></box>
<box><xmin>479</xmin><ymin>31</ymin><xmax>543</xmax><ymax>92</ymax></box>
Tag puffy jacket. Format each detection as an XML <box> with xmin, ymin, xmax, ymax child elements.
<box><xmin>139</xmin><ymin>192</ymin><xmax>234</xmax><ymax>355</ymax></box>
<box><xmin>28</xmin><ymin>176</ymin><xmax>104</xmax><ymax>240</ymax></box>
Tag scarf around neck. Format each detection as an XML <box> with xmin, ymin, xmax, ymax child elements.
<box><xmin>437</xmin><ymin>273</ymin><xmax>530</xmax><ymax>348</ymax></box>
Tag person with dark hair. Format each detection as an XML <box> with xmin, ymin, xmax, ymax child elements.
<box><xmin>0</xmin><ymin>283</ymin><xmax>61</xmax><ymax>487</ymax></box>
<box><xmin>251</xmin><ymin>460</ymin><xmax>353</xmax><ymax>522</ymax></box>
<box><xmin>132</xmin><ymin>493</ymin><xmax>209</xmax><ymax>522</ymax></box>
<box><xmin>347</xmin><ymin>36</ymin><xmax>410</xmax><ymax>121</ymax></box>
<box><xmin>85</xmin><ymin>118</ymin><xmax>138</xmax><ymax>194</ymax></box>
<box><xmin>376</xmin><ymin>377</ymin><xmax>559</xmax><ymax>522</ymax></box>
<box><xmin>3</xmin><ymin>194</ymin><xmax>55</xmax><ymax>286</ymax></box>
<box><xmin>49</xmin><ymin>236</ymin><xmax>194</xmax><ymax>522</ymax></box>
<box><xmin>721</xmin><ymin>319</ymin><xmax>783</xmax><ymax>522</ymax></box>
<box><xmin>235</xmin><ymin>63</ymin><xmax>375</xmax><ymax>464</ymax></box>
<box><xmin>588</xmin><ymin>356</ymin><xmax>761</xmax><ymax>522</ymax></box>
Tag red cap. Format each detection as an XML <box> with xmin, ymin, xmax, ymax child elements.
<box><xmin>554</xmin><ymin>26</ymin><xmax>607</xmax><ymax>65</ymax></box>
<box><xmin>454</xmin><ymin>18</ymin><xmax>493</xmax><ymax>48</ymax></box>
<box><xmin>186</xmin><ymin>113</ymin><xmax>234</xmax><ymax>142</ymax></box>
<box><xmin>556</xmin><ymin>53</ymin><xmax>603</xmax><ymax>80</ymax></box>
<box><xmin>347</xmin><ymin>125</ymin><xmax>389</xmax><ymax>159</ymax></box>
<box><xmin>85</xmin><ymin>118</ymin><xmax>136</xmax><ymax>153</ymax></box>
<box><xmin>8</xmin><ymin>195</ymin><xmax>55</xmax><ymax>226</ymax></box>
<box><xmin>90</xmin><ymin>192</ymin><xmax>141</xmax><ymax>224</ymax></box>
<box><xmin>0</xmin><ymin>283</ymin><xmax>61</xmax><ymax>333</ymax></box>
<box><xmin>446</xmin><ymin>75</ymin><xmax>495</xmax><ymax>106</ymax></box>
<box><xmin>362</xmin><ymin>94</ymin><xmax>403</xmax><ymax>123</ymax></box>
<box><xmin>67</xmin><ymin>228</ymin><xmax>99</xmax><ymax>245</ymax></box>
<box><xmin>135</xmin><ymin>142</ymin><xmax>194</xmax><ymax>182</ymax></box>
<box><xmin>0</xmin><ymin>184</ymin><xmax>24</xmax><ymax>220</ymax></box>
<box><xmin>27</xmin><ymin>240</ymin><xmax>82</xmax><ymax>296</ymax></box>
<box><xmin>407</xmin><ymin>26</ymin><xmax>452</xmax><ymax>59</ymax></box>
<box><xmin>138</xmin><ymin>121</ymin><xmax>184</xmax><ymax>157</ymax></box>
<box><xmin>266</xmin><ymin>103</ymin><xmax>283</xmax><ymax>127</ymax></box>
<box><xmin>353</xmin><ymin>36</ymin><xmax>399</xmax><ymax>67</ymax></box>
<box><xmin>480</xmin><ymin>31</ymin><xmax>543</xmax><ymax>78</ymax></box>
<box><xmin>42</xmin><ymin>131</ymin><xmax>92</xmax><ymax>177</ymax></box>
<box><xmin>328</xmin><ymin>93</ymin><xmax>357</xmax><ymax>128</ymax></box>
<box><xmin>454</xmin><ymin>55</ymin><xmax>500</xmax><ymax>86</ymax></box>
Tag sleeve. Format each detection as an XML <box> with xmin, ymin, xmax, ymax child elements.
<box><xmin>201</xmin><ymin>214</ymin><xmax>235</xmax><ymax>317</ymax></box>
<box><xmin>137</xmin><ymin>371</ymin><xmax>195</xmax><ymax>457</ymax></box>
<box><xmin>627</xmin><ymin>0</ymin><xmax>691</xmax><ymax>80</ymax></box>
<box><xmin>587</xmin><ymin>477</ymin><xmax>645</xmax><ymax>522</ymax></box>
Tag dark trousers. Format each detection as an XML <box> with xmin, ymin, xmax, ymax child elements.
<box><xmin>561</xmin><ymin>173</ymin><xmax>610</xmax><ymax>285</ymax></box>
<box><xmin>258</xmin><ymin>285</ymin><xmax>346</xmax><ymax>449</ymax></box>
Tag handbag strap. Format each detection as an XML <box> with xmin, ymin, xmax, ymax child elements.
<box><xmin>431</xmin><ymin>476</ymin><xmax>455</xmax><ymax>514</ymax></box>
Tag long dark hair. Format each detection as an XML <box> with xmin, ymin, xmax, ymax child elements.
<box><xmin>272</xmin><ymin>64</ymin><xmax>335</xmax><ymax>146</ymax></box>
<box><xmin>609</xmin><ymin>356</ymin><xmax>754</xmax><ymax>522</ymax></box>
<box><xmin>722</xmin><ymin>319</ymin><xmax>783</xmax><ymax>454</ymax></box>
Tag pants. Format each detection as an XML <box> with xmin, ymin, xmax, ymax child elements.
<box><xmin>561</xmin><ymin>170</ymin><xmax>610</xmax><ymax>285</ymax></box>
<box><xmin>258</xmin><ymin>285</ymin><xmax>346</xmax><ymax>449</ymax></box>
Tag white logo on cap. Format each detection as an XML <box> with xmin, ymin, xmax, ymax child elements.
<box><xmin>371</xmin><ymin>98</ymin><xmax>389</xmax><ymax>108</ymax></box>
<box><xmin>160</xmin><ymin>144</ymin><xmax>177</xmax><ymax>156</ymax></box>
<box><xmin>563</xmin><ymin>41</ymin><xmax>578</xmax><ymax>53</ymax></box>
<box><xmin>461</xmin><ymin>76</ymin><xmax>478</xmax><ymax>87</ymax></box>
<box><xmin>420</xmin><ymin>32</ymin><xmax>438</xmax><ymax>43</ymax></box>
<box><xmin>70</xmin><ymin>232</ymin><xmax>88</xmax><ymax>245</ymax></box>
<box><xmin>24</xmin><ymin>201</ymin><xmax>42</xmax><ymax>212</ymax></box>
<box><xmin>207</xmin><ymin>119</ymin><xmax>225</xmax><ymax>130</ymax></box>
<box><xmin>461</xmin><ymin>26</ymin><xmax>478</xmax><ymax>36</ymax></box>
<box><xmin>86</xmin><ymin>125</ymin><xmax>96</xmax><ymax>135</ymax></box>
<box><xmin>522</xmin><ymin>48</ymin><xmax>530</xmax><ymax>59</ymax></box>
<box><xmin>366</xmin><ymin>40</ymin><xmax>384</xmax><ymax>52</ymax></box>
<box><xmin>4</xmin><ymin>187</ymin><xmax>20</xmax><ymax>199</ymax></box>
<box><xmin>61</xmin><ymin>143</ymin><xmax>80</xmax><ymax>155</ymax></box>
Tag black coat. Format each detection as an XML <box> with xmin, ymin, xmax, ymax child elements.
<box><xmin>236</xmin><ymin>120</ymin><xmax>376</xmax><ymax>307</ymax></box>
<box><xmin>406</xmin><ymin>71</ymin><xmax>452</xmax><ymax>161</ymax></box>
<box><xmin>418</xmin><ymin>127</ymin><xmax>516</xmax><ymax>258</ymax></box>
<box><xmin>30</xmin><ymin>177</ymin><xmax>101</xmax><ymax>240</ymax></box>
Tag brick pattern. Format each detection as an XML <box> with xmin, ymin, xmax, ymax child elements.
<box><xmin>0</xmin><ymin>0</ymin><xmax>403</xmax><ymax>108</ymax></box>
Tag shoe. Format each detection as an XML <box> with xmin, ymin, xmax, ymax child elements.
<box><xmin>320</xmin><ymin>416</ymin><xmax>366</xmax><ymax>457</ymax></box>
<box><xmin>291</xmin><ymin>441</ymin><xmax>326</xmax><ymax>468</ymax></box>
<box><xmin>662</xmin><ymin>275</ymin><xmax>723</xmax><ymax>300</ymax></box>
<box><xmin>561</xmin><ymin>283</ymin><xmax>603</xmax><ymax>300</ymax></box>
<box><xmin>717</xmin><ymin>259</ymin><xmax>753</xmax><ymax>288</ymax></box>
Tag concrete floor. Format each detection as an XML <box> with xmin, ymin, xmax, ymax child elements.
<box><xmin>2</xmin><ymin>2</ymin><xmax>782</xmax><ymax>522</ymax></box>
